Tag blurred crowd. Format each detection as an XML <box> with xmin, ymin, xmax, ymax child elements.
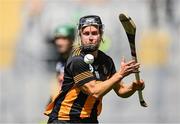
<box><xmin>0</xmin><ymin>0</ymin><xmax>180</xmax><ymax>123</ymax></box>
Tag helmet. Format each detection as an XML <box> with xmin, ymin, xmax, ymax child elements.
<box><xmin>54</xmin><ymin>24</ymin><xmax>76</xmax><ymax>41</ymax></box>
<box><xmin>78</xmin><ymin>15</ymin><xmax>103</xmax><ymax>33</ymax></box>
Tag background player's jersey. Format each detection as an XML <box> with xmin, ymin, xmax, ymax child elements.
<box><xmin>49</xmin><ymin>56</ymin><xmax>67</xmax><ymax>102</ymax></box>
<box><xmin>45</xmin><ymin>47</ymin><xmax>116</xmax><ymax>121</ymax></box>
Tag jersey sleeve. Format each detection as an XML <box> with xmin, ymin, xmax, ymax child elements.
<box><xmin>70</xmin><ymin>57</ymin><xmax>96</xmax><ymax>87</ymax></box>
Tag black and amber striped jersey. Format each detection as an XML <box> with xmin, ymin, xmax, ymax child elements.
<box><xmin>44</xmin><ymin>47</ymin><xmax>116</xmax><ymax>121</ymax></box>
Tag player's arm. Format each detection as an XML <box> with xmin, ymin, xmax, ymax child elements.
<box><xmin>72</xmin><ymin>57</ymin><xmax>140</xmax><ymax>99</ymax></box>
<box><xmin>79</xmin><ymin>73</ymin><xmax>122</xmax><ymax>99</ymax></box>
<box><xmin>113</xmin><ymin>80</ymin><xmax>145</xmax><ymax>98</ymax></box>
<box><xmin>113</xmin><ymin>58</ymin><xmax>145</xmax><ymax>98</ymax></box>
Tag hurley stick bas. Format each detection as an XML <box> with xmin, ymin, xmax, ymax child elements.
<box><xmin>119</xmin><ymin>13</ymin><xmax>147</xmax><ymax>107</ymax></box>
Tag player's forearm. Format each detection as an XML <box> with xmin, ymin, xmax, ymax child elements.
<box><xmin>81</xmin><ymin>73</ymin><xmax>123</xmax><ymax>99</ymax></box>
<box><xmin>116</xmin><ymin>83</ymin><xmax>136</xmax><ymax>98</ymax></box>
<box><xmin>93</xmin><ymin>74</ymin><xmax>123</xmax><ymax>98</ymax></box>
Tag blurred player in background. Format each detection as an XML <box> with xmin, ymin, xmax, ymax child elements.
<box><xmin>45</xmin><ymin>15</ymin><xmax>145</xmax><ymax>123</ymax></box>
<box><xmin>50</xmin><ymin>24</ymin><xmax>76</xmax><ymax>101</ymax></box>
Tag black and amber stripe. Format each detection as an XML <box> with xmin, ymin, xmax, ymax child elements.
<box><xmin>74</xmin><ymin>71</ymin><xmax>94</xmax><ymax>86</ymax></box>
<box><xmin>69</xmin><ymin>91</ymin><xmax>89</xmax><ymax>120</ymax></box>
<box><xmin>72</xmin><ymin>47</ymin><xmax>82</xmax><ymax>57</ymax></box>
<box><xmin>47</xmin><ymin>89</ymin><xmax>70</xmax><ymax>122</ymax></box>
<box><xmin>46</xmin><ymin>86</ymin><xmax>101</xmax><ymax>121</ymax></box>
<box><xmin>58</xmin><ymin>86</ymin><xmax>81</xmax><ymax>120</ymax></box>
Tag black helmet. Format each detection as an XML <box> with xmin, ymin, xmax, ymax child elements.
<box><xmin>78</xmin><ymin>15</ymin><xmax>103</xmax><ymax>32</ymax></box>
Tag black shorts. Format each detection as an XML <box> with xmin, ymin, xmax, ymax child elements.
<box><xmin>47</xmin><ymin>117</ymin><xmax>98</xmax><ymax>124</ymax></box>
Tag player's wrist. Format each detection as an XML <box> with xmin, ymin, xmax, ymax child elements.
<box><xmin>111</xmin><ymin>73</ymin><xmax>123</xmax><ymax>82</ymax></box>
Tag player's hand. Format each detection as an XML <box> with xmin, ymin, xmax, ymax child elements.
<box><xmin>132</xmin><ymin>79</ymin><xmax>145</xmax><ymax>91</ymax></box>
<box><xmin>118</xmin><ymin>57</ymin><xmax>140</xmax><ymax>78</ymax></box>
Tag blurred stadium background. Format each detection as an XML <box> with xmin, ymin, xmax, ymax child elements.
<box><xmin>0</xmin><ymin>0</ymin><xmax>180</xmax><ymax>123</ymax></box>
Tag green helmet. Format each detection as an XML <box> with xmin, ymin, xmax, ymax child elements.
<box><xmin>54</xmin><ymin>24</ymin><xmax>76</xmax><ymax>41</ymax></box>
